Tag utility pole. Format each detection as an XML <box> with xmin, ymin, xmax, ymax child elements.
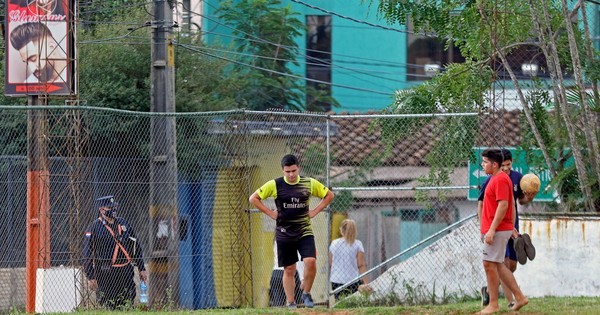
<box><xmin>25</xmin><ymin>95</ymin><xmax>51</xmax><ymax>313</ymax></box>
<box><xmin>149</xmin><ymin>0</ymin><xmax>179</xmax><ymax>307</ymax></box>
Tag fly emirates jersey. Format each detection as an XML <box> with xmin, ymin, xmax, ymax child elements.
<box><xmin>256</xmin><ymin>176</ymin><xmax>329</xmax><ymax>241</ymax></box>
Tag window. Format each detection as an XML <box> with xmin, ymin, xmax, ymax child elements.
<box><xmin>406</xmin><ymin>22</ymin><xmax>465</xmax><ymax>81</ymax></box>
<box><xmin>493</xmin><ymin>44</ymin><xmax>556</xmax><ymax>79</ymax></box>
<box><xmin>306</xmin><ymin>15</ymin><xmax>332</xmax><ymax>111</ymax></box>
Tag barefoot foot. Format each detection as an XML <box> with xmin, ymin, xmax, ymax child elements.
<box><xmin>477</xmin><ymin>305</ymin><xmax>500</xmax><ymax>315</ymax></box>
<box><xmin>511</xmin><ymin>298</ymin><xmax>529</xmax><ymax>311</ymax></box>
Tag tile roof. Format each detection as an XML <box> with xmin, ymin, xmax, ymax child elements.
<box><xmin>294</xmin><ymin>109</ymin><xmax>522</xmax><ymax>167</ymax></box>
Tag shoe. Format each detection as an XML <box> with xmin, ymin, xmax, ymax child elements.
<box><xmin>508</xmin><ymin>301</ymin><xmax>515</xmax><ymax>309</ymax></box>
<box><xmin>302</xmin><ymin>292</ymin><xmax>314</xmax><ymax>308</ymax></box>
<box><xmin>480</xmin><ymin>286</ymin><xmax>490</xmax><ymax>306</ymax></box>
<box><xmin>521</xmin><ymin>233</ymin><xmax>536</xmax><ymax>261</ymax></box>
<box><xmin>514</xmin><ymin>236</ymin><xmax>528</xmax><ymax>265</ymax></box>
<box><xmin>286</xmin><ymin>301</ymin><xmax>297</xmax><ymax>309</ymax></box>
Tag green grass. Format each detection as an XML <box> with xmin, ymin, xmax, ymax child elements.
<box><xmin>32</xmin><ymin>296</ymin><xmax>599</xmax><ymax>315</ymax></box>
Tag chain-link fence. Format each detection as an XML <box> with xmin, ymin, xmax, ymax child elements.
<box><xmin>0</xmin><ymin>105</ymin><xmax>555</xmax><ymax>312</ymax></box>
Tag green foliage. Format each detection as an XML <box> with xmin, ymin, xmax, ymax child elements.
<box><xmin>78</xmin><ymin>6</ymin><xmax>151</xmax><ymax>111</ymax></box>
<box><xmin>217</xmin><ymin>0</ymin><xmax>338</xmax><ymax>111</ymax></box>
<box><xmin>174</xmin><ymin>38</ymin><xmax>241</xmax><ymax>112</ymax></box>
<box><xmin>375</xmin><ymin>62</ymin><xmax>491</xmax><ymax>203</ymax></box>
<box><xmin>78</xmin><ymin>0</ymin><xmax>148</xmax><ymax>31</ymax></box>
<box><xmin>374</xmin><ymin>0</ymin><xmax>600</xmax><ymax>210</ymax></box>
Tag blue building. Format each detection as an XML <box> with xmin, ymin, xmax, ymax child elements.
<box><xmin>201</xmin><ymin>0</ymin><xmax>466</xmax><ymax>113</ymax></box>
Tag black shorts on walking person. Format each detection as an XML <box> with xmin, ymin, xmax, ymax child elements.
<box><xmin>96</xmin><ymin>264</ymin><xmax>136</xmax><ymax>309</ymax></box>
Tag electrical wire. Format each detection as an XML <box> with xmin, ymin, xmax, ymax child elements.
<box><xmin>288</xmin><ymin>0</ymin><xmax>418</xmax><ymax>35</ymax></box>
<box><xmin>175</xmin><ymin>42</ymin><xmax>393</xmax><ymax>95</ymax></box>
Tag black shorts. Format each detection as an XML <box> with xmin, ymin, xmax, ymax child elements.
<box><xmin>277</xmin><ymin>236</ymin><xmax>316</xmax><ymax>267</ymax></box>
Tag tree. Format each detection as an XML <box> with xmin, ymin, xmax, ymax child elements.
<box><xmin>374</xmin><ymin>0</ymin><xmax>599</xmax><ymax>211</ymax></box>
<box><xmin>217</xmin><ymin>0</ymin><xmax>338</xmax><ymax>111</ymax></box>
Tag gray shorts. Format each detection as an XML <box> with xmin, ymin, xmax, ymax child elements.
<box><xmin>482</xmin><ymin>230</ymin><xmax>512</xmax><ymax>263</ymax></box>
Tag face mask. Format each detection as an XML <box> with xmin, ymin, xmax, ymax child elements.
<box><xmin>102</xmin><ymin>208</ymin><xmax>117</xmax><ymax>219</ymax></box>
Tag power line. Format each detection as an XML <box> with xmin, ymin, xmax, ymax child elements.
<box><xmin>175</xmin><ymin>42</ymin><xmax>393</xmax><ymax>96</ymax></box>
<box><xmin>176</xmin><ymin>42</ymin><xmax>410</xmax><ymax>86</ymax></box>
<box><xmin>194</xmin><ymin>12</ymin><xmax>422</xmax><ymax>86</ymax></box>
<box><xmin>200</xmin><ymin>29</ymin><xmax>422</xmax><ymax>69</ymax></box>
<box><xmin>288</xmin><ymin>0</ymin><xmax>416</xmax><ymax>35</ymax></box>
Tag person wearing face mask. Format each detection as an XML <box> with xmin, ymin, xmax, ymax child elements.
<box><xmin>82</xmin><ymin>196</ymin><xmax>148</xmax><ymax>309</ymax></box>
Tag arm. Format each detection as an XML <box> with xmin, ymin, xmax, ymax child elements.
<box><xmin>518</xmin><ymin>191</ymin><xmax>537</xmax><ymax>205</ymax></box>
<box><xmin>357</xmin><ymin>251</ymin><xmax>367</xmax><ymax>284</ymax></box>
<box><xmin>309</xmin><ymin>190</ymin><xmax>334</xmax><ymax>219</ymax></box>
<box><xmin>128</xmin><ymin>225</ymin><xmax>148</xmax><ymax>282</ymax></box>
<box><xmin>485</xmin><ymin>200</ymin><xmax>508</xmax><ymax>244</ymax></box>
<box><xmin>249</xmin><ymin>192</ymin><xmax>277</xmax><ymax>220</ymax></box>
<box><xmin>477</xmin><ymin>201</ymin><xmax>483</xmax><ymax>221</ymax></box>
<box><xmin>81</xmin><ymin>225</ymin><xmax>97</xmax><ymax>290</ymax></box>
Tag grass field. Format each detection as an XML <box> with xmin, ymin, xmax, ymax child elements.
<box><xmin>58</xmin><ymin>297</ymin><xmax>600</xmax><ymax>315</ymax></box>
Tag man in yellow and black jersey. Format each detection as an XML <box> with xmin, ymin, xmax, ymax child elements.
<box><xmin>250</xmin><ymin>154</ymin><xmax>334</xmax><ymax>309</ymax></box>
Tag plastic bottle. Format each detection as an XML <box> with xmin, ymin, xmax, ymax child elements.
<box><xmin>139</xmin><ymin>281</ymin><xmax>148</xmax><ymax>304</ymax></box>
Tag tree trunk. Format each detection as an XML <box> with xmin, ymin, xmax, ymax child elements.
<box><xmin>532</xmin><ymin>0</ymin><xmax>595</xmax><ymax>211</ymax></box>
<box><xmin>573</xmin><ymin>0</ymin><xmax>600</xmax><ymax>188</ymax></box>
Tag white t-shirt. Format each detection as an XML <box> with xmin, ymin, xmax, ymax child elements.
<box><xmin>329</xmin><ymin>238</ymin><xmax>364</xmax><ymax>284</ymax></box>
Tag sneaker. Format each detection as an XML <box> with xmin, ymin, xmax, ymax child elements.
<box><xmin>302</xmin><ymin>292</ymin><xmax>314</xmax><ymax>308</ymax></box>
<box><xmin>480</xmin><ymin>286</ymin><xmax>490</xmax><ymax>307</ymax></box>
<box><xmin>521</xmin><ymin>233</ymin><xmax>536</xmax><ymax>261</ymax></box>
<box><xmin>286</xmin><ymin>301</ymin><xmax>297</xmax><ymax>309</ymax></box>
<box><xmin>514</xmin><ymin>236</ymin><xmax>528</xmax><ymax>265</ymax></box>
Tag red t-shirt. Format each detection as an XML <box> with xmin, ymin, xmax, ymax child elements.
<box><xmin>480</xmin><ymin>172</ymin><xmax>514</xmax><ymax>234</ymax></box>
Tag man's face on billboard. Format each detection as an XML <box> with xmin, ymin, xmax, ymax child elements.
<box><xmin>18</xmin><ymin>36</ymin><xmax>62</xmax><ymax>82</ymax></box>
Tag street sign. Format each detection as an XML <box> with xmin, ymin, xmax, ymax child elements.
<box><xmin>468</xmin><ymin>147</ymin><xmax>556</xmax><ymax>201</ymax></box>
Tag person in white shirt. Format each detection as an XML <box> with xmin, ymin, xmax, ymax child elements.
<box><xmin>329</xmin><ymin>219</ymin><xmax>369</xmax><ymax>299</ymax></box>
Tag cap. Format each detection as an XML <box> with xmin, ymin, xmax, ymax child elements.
<box><xmin>95</xmin><ymin>195</ymin><xmax>118</xmax><ymax>209</ymax></box>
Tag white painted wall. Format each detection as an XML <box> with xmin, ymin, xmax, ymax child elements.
<box><xmin>516</xmin><ymin>216</ymin><xmax>600</xmax><ymax>297</ymax></box>
<box><xmin>364</xmin><ymin>216</ymin><xmax>600</xmax><ymax>303</ymax></box>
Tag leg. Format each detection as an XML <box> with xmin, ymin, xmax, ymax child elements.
<box><xmin>500</xmin><ymin>257</ymin><xmax>517</xmax><ymax>305</ymax></box>
<box><xmin>282</xmin><ymin>264</ymin><xmax>297</xmax><ymax>304</ymax></box>
<box><xmin>481</xmin><ymin>260</ymin><xmax>501</xmax><ymax>314</ymax></box>
<box><xmin>302</xmin><ymin>257</ymin><xmax>316</xmax><ymax>293</ymax></box>
<box><xmin>497</xmin><ymin>263</ymin><xmax>528</xmax><ymax>311</ymax></box>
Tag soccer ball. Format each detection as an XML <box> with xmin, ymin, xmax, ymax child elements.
<box><xmin>520</xmin><ymin>173</ymin><xmax>541</xmax><ymax>194</ymax></box>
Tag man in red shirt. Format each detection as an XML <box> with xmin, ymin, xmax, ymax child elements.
<box><xmin>478</xmin><ymin>149</ymin><xmax>528</xmax><ymax>314</ymax></box>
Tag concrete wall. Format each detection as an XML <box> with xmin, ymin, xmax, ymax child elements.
<box><xmin>366</xmin><ymin>215</ymin><xmax>600</xmax><ymax>303</ymax></box>
<box><xmin>516</xmin><ymin>215</ymin><xmax>600</xmax><ymax>297</ymax></box>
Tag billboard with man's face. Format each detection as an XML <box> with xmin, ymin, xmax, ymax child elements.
<box><xmin>5</xmin><ymin>0</ymin><xmax>75</xmax><ymax>96</ymax></box>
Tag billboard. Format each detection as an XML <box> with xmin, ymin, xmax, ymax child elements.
<box><xmin>5</xmin><ymin>0</ymin><xmax>74</xmax><ymax>96</ymax></box>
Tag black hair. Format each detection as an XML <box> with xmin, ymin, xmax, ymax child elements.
<box><xmin>10</xmin><ymin>22</ymin><xmax>52</xmax><ymax>51</ymax></box>
<box><xmin>501</xmin><ymin>148</ymin><xmax>513</xmax><ymax>162</ymax></box>
<box><xmin>281</xmin><ymin>154</ymin><xmax>299</xmax><ymax>168</ymax></box>
<box><xmin>482</xmin><ymin>148</ymin><xmax>504</xmax><ymax>166</ymax></box>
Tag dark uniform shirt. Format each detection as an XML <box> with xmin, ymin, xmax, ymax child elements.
<box><xmin>82</xmin><ymin>216</ymin><xmax>145</xmax><ymax>280</ymax></box>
